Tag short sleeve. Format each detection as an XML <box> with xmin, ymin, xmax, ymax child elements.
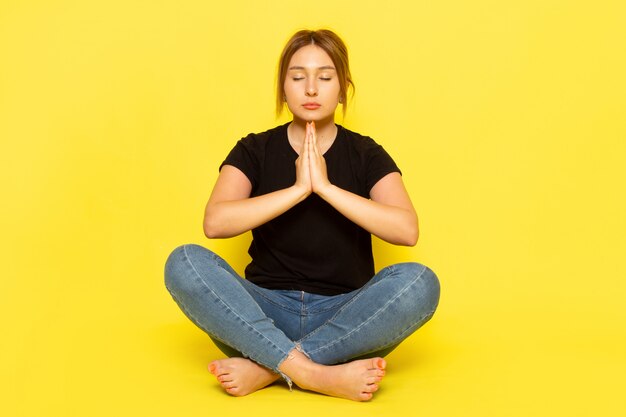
<box><xmin>219</xmin><ymin>134</ymin><xmax>260</xmax><ymax>190</ymax></box>
<box><xmin>365</xmin><ymin>142</ymin><xmax>402</xmax><ymax>192</ymax></box>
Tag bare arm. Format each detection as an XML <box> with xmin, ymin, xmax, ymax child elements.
<box><xmin>317</xmin><ymin>173</ymin><xmax>418</xmax><ymax>246</ymax></box>
<box><xmin>203</xmin><ymin>138</ymin><xmax>313</xmax><ymax>238</ymax></box>
<box><xmin>203</xmin><ymin>166</ymin><xmax>309</xmax><ymax>238</ymax></box>
<box><xmin>307</xmin><ymin>123</ymin><xmax>419</xmax><ymax>246</ymax></box>
<box><xmin>205</xmin><ymin>123</ymin><xmax>418</xmax><ymax>244</ymax></box>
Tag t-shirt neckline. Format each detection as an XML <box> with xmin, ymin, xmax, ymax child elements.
<box><xmin>284</xmin><ymin>122</ymin><xmax>343</xmax><ymax>158</ymax></box>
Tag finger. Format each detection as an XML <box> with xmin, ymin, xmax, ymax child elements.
<box><xmin>302</xmin><ymin>122</ymin><xmax>309</xmax><ymax>155</ymax></box>
<box><xmin>308</xmin><ymin>127</ymin><xmax>316</xmax><ymax>161</ymax></box>
<box><xmin>304</xmin><ymin>123</ymin><xmax>310</xmax><ymax>148</ymax></box>
<box><xmin>310</xmin><ymin>121</ymin><xmax>320</xmax><ymax>156</ymax></box>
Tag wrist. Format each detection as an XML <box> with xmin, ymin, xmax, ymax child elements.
<box><xmin>293</xmin><ymin>183</ymin><xmax>312</xmax><ymax>201</ymax></box>
<box><xmin>314</xmin><ymin>182</ymin><xmax>334</xmax><ymax>199</ymax></box>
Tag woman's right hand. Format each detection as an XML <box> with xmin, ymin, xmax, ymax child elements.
<box><xmin>294</xmin><ymin>122</ymin><xmax>313</xmax><ymax>196</ymax></box>
<box><xmin>205</xmin><ymin>124</ymin><xmax>316</xmax><ymax>238</ymax></box>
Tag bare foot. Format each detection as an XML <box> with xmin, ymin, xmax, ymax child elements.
<box><xmin>280</xmin><ymin>351</ymin><xmax>386</xmax><ymax>401</ymax></box>
<box><xmin>208</xmin><ymin>358</ymin><xmax>280</xmax><ymax>396</ymax></box>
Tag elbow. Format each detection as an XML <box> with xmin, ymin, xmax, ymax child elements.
<box><xmin>203</xmin><ymin>213</ymin><xmax>223</xmax><ymax>239</ymax></box>
<box><xmin>203</xmin><ymin>220</ymin><xmax>218</xmax><ymax>239</ymax></box>
<box><xmin>388</xmin><ymin>226</ymin><xmax>418</xmax><ymax>247</ymax></box>
<box><xmin>401</xmin><ymin>218</ymin><xmax>419</xmax><ymax>247</ymax></box>
<box><xmin>406</xmin><ymin>234</ymin><xmax>419</xmax><ymax>247</ymax></box>
<box><xmin>386</xmin><ymin>214</ymin><xmax>419</xmax><ymax>246</ymax></box>
<box><xmin>402</xmin><ymin>227</ymin><xmax>419</xmax><ymax>247</ymax></box>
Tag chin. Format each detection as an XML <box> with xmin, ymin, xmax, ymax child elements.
<box><xmin>293</xmin><ymin>113</ymin><xmax>336</xmax><ymax>124</ymax></box>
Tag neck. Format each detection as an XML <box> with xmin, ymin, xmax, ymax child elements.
<box><xmin>288</xmin><ymin>117</ymin><xmax>338</xmax><ymax>151</ymax></box>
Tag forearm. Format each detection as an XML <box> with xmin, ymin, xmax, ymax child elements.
<box><xmin>204</xmin><ymin>185</ymin><xmax>309</xmax><ymax>238</ymax></box>
<box><xmin>317</xmin><ymin>184</ymin><xmax>419</xmax><ymax>246</ymax></box>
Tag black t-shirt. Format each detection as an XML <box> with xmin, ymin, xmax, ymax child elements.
<box><xmin>220</xmin><ymin>122</ymin><xmax>401</xmax><ymax>295</ymax></box>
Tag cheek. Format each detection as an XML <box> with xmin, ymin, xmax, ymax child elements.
<box><xmin>283</xmin><ymin>82</ymin><xmax>296</xmax><ymax>99</ymax></box>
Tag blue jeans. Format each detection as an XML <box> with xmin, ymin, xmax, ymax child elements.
<box><xmin>164</xmin><ymin>244</ymin><xmax>440</xmax><ymax>375</ymax></box>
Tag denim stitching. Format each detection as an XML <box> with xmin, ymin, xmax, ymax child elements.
<box><xmin>303</xmin><ymin>264</ymin><xmax>429</xmax><ymax>356</ymax></box>
<box><xmin>347</xmin><ymin>309</ymin><xmax>437</xmax><ymax>359</ymax></box>
<box><xmin>180</xmin><ymin>245</ymin><xmax>293</xmax><ymax>371</ymax></box>
<box><xmin>297</xmin><ymin>264</ymin><xmax>401</xmax><ymax>342</ymax></box>
<box><xmin>304</xmin><ymin>292</ymin><xmax>355</xmax><ymax>315</ymax></box>
<box><xmin>198</xmin><ymin>246</ymin><xmax>301</xmax><ymax>315</ymax></box>
<box><xmin>244</xmin><ymin>286</ymin><xmax>302</xmax><ymax>314</ymax></box>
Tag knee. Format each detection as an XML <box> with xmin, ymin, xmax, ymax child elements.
<box><xmin>417</xmin><ymin>264</ymin><xmax>440</xmax><ymax>313</ymax></box>
<box><xmin>397</xmin><ymin>263</ymin><xmax>441</xmax><ymax>315</ymax></box>
<box><xmin>163</xmin><ymin>243</ymin><xmax>207</xmax><ymax>293</ymax></box>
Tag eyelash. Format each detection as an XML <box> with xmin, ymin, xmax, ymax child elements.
<box><xmin>292</xmin><ymin>77</ymin><xmax>332</xmax><ymax>81</ymax></box>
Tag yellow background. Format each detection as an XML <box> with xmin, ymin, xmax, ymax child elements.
<box><xmin>1</xmin><ymin>0</ymin><xmax>625</xmax><ymax>415</ymax></box>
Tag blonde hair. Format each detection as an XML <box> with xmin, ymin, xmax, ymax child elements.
<box><xmin>276</xmin><ymin>29</ymin><xmax>354</xmax><ymax>117</ymax></box>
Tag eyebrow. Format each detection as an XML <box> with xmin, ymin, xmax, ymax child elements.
<box><xmin>288</xmin><ymin>65</ymin><xmax>336</xmax><ymax>71</ymax></box>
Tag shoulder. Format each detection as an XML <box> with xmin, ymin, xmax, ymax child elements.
<box><xmin>336</xmin><ymin>125</ymin><xmax>401</xmax><ymax>182</ymax></box>
<box><xmin>237</xmin><ymin>123</ymin><xmax>288</xmax><ymax>148</ymax></box>
<box><xmin>221</xmin><ymin>123</ymin><xmax>288</xmax><ymax>173</ymax></box>
<box><xmin>337</xmin><ymin>125</ymin><xmax>391</xmax><ymax>158</ymax></box>
<box><xmin>338</xmin><ymin>125</ymin><xmax>379</xmax><ymax>147</ymax></box>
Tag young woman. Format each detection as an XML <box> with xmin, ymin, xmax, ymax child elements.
<box><xmin>164</xmin><ymin>29</ymin><xmax>440</xmax><ymax>401</ymax></box>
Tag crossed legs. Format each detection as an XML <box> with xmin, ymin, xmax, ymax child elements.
<box><xmin>164</xmin><ymin>244</ymin><xmax>440</xmax><ymax>401</ymax></box>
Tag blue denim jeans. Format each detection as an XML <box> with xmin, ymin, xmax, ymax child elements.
<box><xmin>164</xmin><ymin>244</ymin><xmax>440</xmax><ymax>376</ymax></box>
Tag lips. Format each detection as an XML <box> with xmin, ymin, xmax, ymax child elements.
<box><xmin>303</xmin><ymin>103</ymin><xmax>321</xmax><ymax>110</ymax></box>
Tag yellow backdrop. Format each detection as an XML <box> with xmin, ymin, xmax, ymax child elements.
<box><xmin>1</xmin><ymin>0</ymin><xmax>625</xmax><ymax>416</ymax></box>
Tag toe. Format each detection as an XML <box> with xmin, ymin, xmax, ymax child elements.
<box><xmin>225</xmin><ymin>386</ymin><xmax>241</xmax><ymax>396</ymax></box>
<box><xmin>366</xmin><ymin>375</ymin><xmax>383</xmax><ymax>384</ymax></box>
<box><xmin>221</xmin><ymin>381</ymin><xmax>236</xmax><ymax>389</ymax></box>
<box><xmin>359</xmin><ymin>392</ymin><xmax>374</xmax><ymax>401</ymax></box>
<box><xmin>366</xmin><ymin>368</ymin><xmax>385</xmax><ymax>378</ymax></box>
<box><xmin>367</xmin><ymin>358</ymin><xmax>386</xmax><ymax>370</ymax></box>
<box><xmin>209</xmin><ymin>360</ymin><xmax>231</xmax><ymax>376</ymax></box>
<box><xmin>214</xmin><ymin>367</ymin><xmax>231</xmax><ymax>378</ymax></box>
<box><xmin>208</xmin><ymin>362</ymin><xmax>217</xmax><ymax>374</ymax></box>
<box><xmin>364</xmin><ymin>383</ymin><xmax>379</xmax><ymax>393</ymax></box>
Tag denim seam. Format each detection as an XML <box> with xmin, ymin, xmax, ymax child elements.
<box><xmin>165</xmin><ymin>289</ymin><xmax>234</xmax><ymax>350</ymax></box>
<box><xmin>304</xmin><ymin>295</ymin><xmax>354</xmax><ymax>315</ymax></box>
<box><xmin>351</xmin><ymin>309</ymin><xmax>437</xmax><ymax>359</ymax></box>
<box><xmin>297</xmin><ymin>264</ymin><xmax>405</xmax><ymax>343</ymax></box>
<box><xmin>181</xmin><ymin>245</ymin><xmax>294</xmax><ymax>372</ymax></box>
<box><xmin>244</xmin><ymin>286</ymin><xmax>302</xmax><ymax>314</ymax></box>
<box><xmin>303</xmin><ymin>264</ymin><xmax>428</xmax><ymax>356</ymax></box>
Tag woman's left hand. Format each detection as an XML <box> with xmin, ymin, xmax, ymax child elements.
<box><xmin>303</xmin><ymin>121</ymin><xmax>418</xmax><ymax>246</ymax></box>
<box><xmin>306</xmin><ymin>121</ymin><xmax>331</xmax><ymax>194</ymax></box>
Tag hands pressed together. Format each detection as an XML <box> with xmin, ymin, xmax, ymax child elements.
<box><xmin>295</xmin><ymin>121</ymin><xmax>331</xmax><ymax>197</ymax></box>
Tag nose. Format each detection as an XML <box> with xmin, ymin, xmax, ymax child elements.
<box><xmin>305</xmin><ymin>79</ymin><xmax>318</xmax><ymax>97</ymax></box>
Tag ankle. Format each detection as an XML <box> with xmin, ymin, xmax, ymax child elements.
<box><xmin>278</xmin><ymin>349</ymin><xmax>322</xmax><ymax>389</ymax></box>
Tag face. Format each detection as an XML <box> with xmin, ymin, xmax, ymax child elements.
<box><xmin>283</xmin><ymin>44</ymin><xmax>341</xmax><ymax>124</ymax></box>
